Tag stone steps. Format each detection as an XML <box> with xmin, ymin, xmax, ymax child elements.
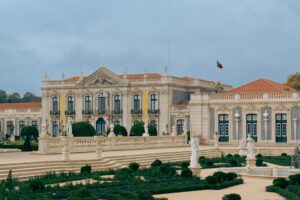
<box><xmin>0</xmin><ymin>149</ymin><xmax>222</xmax><ymax>181</ymax></box>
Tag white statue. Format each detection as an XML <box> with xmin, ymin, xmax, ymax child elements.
<box><xmin>143</xmin><ymin>122</ymin><xmax>149</xmax><ymax>137</ymax></box>
<box><xmin>189</xmin><ymin>136</ymin><xmax>201</xmax><ymax>168</ymax></box>
<box><xmin>239</xmin><ymin>139</ymin><xmax>248</xmax><ymax>156</ymax></box>
<box><xmin>246</xmin><ymin>134</ymin><xmax>256</xmax><ymax>159</ymax></box>
<box><xmin>67</xmin><ymin>118</ymin><xmax>73</xmax><ymax>137</ymax></box>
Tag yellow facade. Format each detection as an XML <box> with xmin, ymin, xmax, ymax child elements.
<box><xmin>142</xmin><ymin>90</ymin><xmax>148</xmax><ymax>122</ymax></box>
<box><xmin>60</xmin><ymin>92</ymin><xmax>66</xmax><ymax>126</ymax></box>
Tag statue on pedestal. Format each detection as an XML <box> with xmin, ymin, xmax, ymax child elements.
<box><xmin>189</xmin><ymin>136</ymin><xmax>201</xmax><ymax>168</ymax></box>
<box><xmin>292</xmin><ymin>147</ymin><xmax>300</xmax><ymax>168</ymax></box>
<box><xmin>246</xmin><ymin>135</ymin><xmax>256</xmax><ymax>159</ymax></box>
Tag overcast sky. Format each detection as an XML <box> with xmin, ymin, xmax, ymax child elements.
<box><xmin>0</xmin><ymin>0</ymin><xmax>300</xmax><ymax>95</ymax></box>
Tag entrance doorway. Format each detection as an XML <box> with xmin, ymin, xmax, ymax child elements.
<box><xmin>96</xmin><ymin>118</ymin><xmax>106</xmax><ymax>135</ymax></box>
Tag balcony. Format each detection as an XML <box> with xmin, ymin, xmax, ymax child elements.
<box><xmin>82</xmin><ymin>110</ymin><xmax>93</xmax><ymax>115</ymax></box>
<box><xmin>50</xmin><ymin>111</ymin><xmax>60</xmax><ymax>116</ymax></box>
<box><xmin>148</xmin><ymin>109</ymin><xmax>160</xmax><ymax>115</ymax></box>
<box><xmin>97</xmin><ymin>109</ymin><xmax>109</xmax><ymax>115</ymax></box>
<box><xmin>131</xmin><ymin>109</ymin><xmax>142</xmax><ymax>115</ymax></box>
<box><xmin>65</xmin><ymin>110</ymin><xmax>76</xmax><ymax>116</ymax></box>
<box><xmin>112</xmin><ymin>109</ymin><xmax>123</xmax><ymax>115</ymax></box>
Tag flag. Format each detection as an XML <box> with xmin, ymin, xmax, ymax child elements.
<box><xmin>217</xmin><ymin>61</ymin><xmax>223</xmax><ymax>69</ymax></box>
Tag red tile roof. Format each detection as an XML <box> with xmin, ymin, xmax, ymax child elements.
<box><xmin>0</xmin><ymin>102</ymin><xmax>42</xmax><ymax>109</ymax></box>
<box><xmin>66</xmin><ymin>76</ymin><xmax>81</xmax><ymax>82</ymax></box>
<box><xmin>229</xmin><ymin>79</ymin><xmax>296</xmax><ymax>93</ymax></box>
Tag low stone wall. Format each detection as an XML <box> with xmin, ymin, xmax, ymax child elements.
<box><xmin>38</xmin><ymin>135</ymin><xmax>188</xmax><ymax>154</ymax></box>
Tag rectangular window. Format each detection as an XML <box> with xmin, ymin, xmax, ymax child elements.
<box><xmin>114</xmin><ymin>121</ymin><xmax>120</xmax><ymax>125</ymax></box>
<box><xmin>52</xmin><ymin>121</ymin><xmax>58</xmax><ymax>136</ymax></box>
<box><xmin>84</xmin><ymin>96</ymin><xmax>92</xmax><ymax>112</ymax></box>
<box><xmin>32</xmin><ymin>121</ymin><xmax>38</xmax><ymax>129</ymax></box>
<box><xmin>133</xmin><ymin>95</ymin><xmax>141</xmax><ymax>112</ymax></box>
<box><xmin>53</xmin><ymin>97</ymin><xmax>59</xmax><ymax>112</ymax></box>
<box><xmin>114</xmin><ymin>95</ymin><xmax>121</xmax><ymax>112</ymax></box>
<box><xmin>19</xmin><ymin>121</ymin><xmax>25</xmax><ymax>135</ymax></box>
<box><xmin>98</xmin><ymin>94</ymin><xmax>106</xmax><ymax>113</ymax></box>
<box><xmin>150</xmin><ymin>94</ymin><xmax>158</xmax><ymax>111</ymax></box>
<box><xmin>276</xmin><ymin>123</ymin><xmax>281</xmax><ymax>136</ymax></box>
<box><xmin>67</xmin><ymin>96</ymin><xmax>74</xmax><ymax>112</ymax></box>
<box><xmin>7</xmin><ymin>121</ymin><xmax>14</xmax><ymax>135</ymax></box>
<box><xmin>282</xmin><ymin>123</ymin><xmax>287</xmax><ymax>136</ymax></box>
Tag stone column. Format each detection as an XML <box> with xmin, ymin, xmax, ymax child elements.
<box><xmin>263</xmin><ymin>111</ymin><xmax>269</xmax><ymax>143</ymax></box>
<box><xmin>75</xmin><ymin>93</ymin><xmax>83</xmax><ymax>122</ymax></box>
<box><xmin>94</xmin><ymin>136</ymin><xmax>103</xmax><ymax>158</ymax></box>
<box><xmin>293</xmin><ymin>118</ymin><xmax>298</xmax><ymax>142</ymax></box>
<box><xmin>214</xmin><ymin>132</ymin><xmax>219</xmax><ymax>148</ymax></box>
<box><xmin>234</xmin><ymin>111</ymin><xmax>240</xmax><ymax>142</ymax></box>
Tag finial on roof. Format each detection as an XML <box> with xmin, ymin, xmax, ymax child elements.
<box><xmin>124</xmin><ymin>66</ymin><xmax>128</xmax><ymax>79</ymax></box>
<box><xmin>44</xmin><ymin>71</ymin><xmax>48</xmax><ymax>81</ymax></box>
<box><xmin>163</xmin><ymin>65</ymin><xmax>168</xmax><ymax>76</ymax></box>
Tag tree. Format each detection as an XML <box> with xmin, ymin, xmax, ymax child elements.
<box><xmin>23</xmin><ymin>92</ymin><xmax>35</xmax><ymax>103</ymax></box>
<box><xmin>0</xmin><ymin>90</ymin><xmax>7</xmax><ymax>103</ymax></box>
<box><xmin>72</xmin><ymin>122</ymin><xmax>96</xmax><ymax>137</ymax></box>
<box><xmin>7</xmin><ymin>92</ymin><xmax>21</xmax><ymax>103</ymax></box>
<box><xmin>20</xmin><ymin>126</ymin><xmax>39</xmax><ymax>151</ymax></box>
<box><xmin>286</xmin><ymin>72</ymin><xmax>300</xmax><ymax>90</ymax></box>
<box><xmin>130</xmin><ymin>122</ymin><xmax>145</xmax><ymax>136</ymax></box>
<box><xmin>107</xmin><ymin>124</ymin><xmax>128</xmax><ymax>136</ymax></box>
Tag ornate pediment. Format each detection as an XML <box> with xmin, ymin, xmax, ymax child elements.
<box><xmin>275</xmin><ymin>103</ymin><xmax>289</xmax><ymax>111</ymax></box>
<box><xmin>244</xmin><ymin>104</ymin><xmax>260</xmax><ymax>112</ymax></box>
<box><xmin>216</xmin><ymin>104</ymin><xmax>231</xmax><ymax>112</ymax></box>
<box><xmin>76</xmin><ymin>67</ymin><xmax>127</xmax><ymax>87</ymax></box>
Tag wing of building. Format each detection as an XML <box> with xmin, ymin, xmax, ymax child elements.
<box><xmin>41</xmin><ymin>67</ymin><xmax>232</xmax><ymax>136</ymax></box>
<box><xmin>190</xmin><ymin>79</ymin><xmax>298</xmax><ymax>144</ymax></box>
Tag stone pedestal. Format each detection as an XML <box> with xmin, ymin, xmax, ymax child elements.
<box><xmin>61</xmin><ymin>136</ymin><xmax>71</xmax><ymax>161</ymax></box>
<box><xmin>190</xmin><ymin>167</ymin><xmax>201</xmax><ymax>177</ymax></box>
<box><xmin>108</xmin><ymin>124</ymin><xmax>116</xmax><ymax>137</ymax></box>
<box><xmin>94</xmin><ymin>136</ymin><xmax>103</xmax><ymax>159</ymax></box>
<box><xmin>246</xmin><ymin>157</ymin><xmax>256</xmax><ymax>168</ymax></box>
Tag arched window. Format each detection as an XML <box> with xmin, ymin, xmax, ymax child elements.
<box><xmin>218</xmin><ymin>114</ymin><xmax>229</xmax><ymax>142</ymax></box>
<box><xmin>246</xmin><ymin>114</ymin><xmax>257</xmax><ymax>142</ymax></box>
<box><xmin>276</xmin><ymin>113</ymin><xmax>287</xmax><ymax>143</ymax></box>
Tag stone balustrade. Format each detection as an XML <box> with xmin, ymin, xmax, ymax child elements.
<box><xmin>38</xmin><ymin>135</ymin><xmax>188</xmax><ymax>154</ymax></box>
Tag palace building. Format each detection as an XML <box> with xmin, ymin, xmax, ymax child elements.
<box><xmin>190</xmin><ymin>79</ymin><xmax>300</xmax><ymax>144</ymax></box>
<box><xmin>0</xmin><ymin>103</ymin><xmax>42</xmax><ymax>139</ymax></box>
<box><xmin>41</xmin><ymin>67</ymin><xmax>231</xmax><ymax>136</ymax></box>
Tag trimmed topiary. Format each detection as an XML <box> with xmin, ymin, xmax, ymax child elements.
<box><xmin>130</xmin><ymin>122</ymin><xmax>145</xmax><ymax>136</ymax></box>
<box><xmin>228</xmin><ymin>158</ymin><xmax>238</xmax><ymax>167</ymax></box>
<box><xmin>222</xmin><ymin>193</ymin><xmax>241</xmax><ymax>200</ymax></box>
<box><xmin>273</xmin><ymin>178</ymin><xmax>289</xmax><ymax>189</ymax></box>
<box><xmin>72</xmin><ymin>122</ymin><xmax>96</xmax><ymax>137</ymax></box>
<box><xmin>256</xmin><ymin>158</ymin><xmax>264</xmax><ymax>166</ymax></box>
<box><xmin>159</xmin><ymin>164</ymin><xmax>176</xmax><ymax>175</ymax></box>
<box><xmin>181</xmin><ymin>161</ymin><xmax>190</xmax><ymax>169</ymax></box>
<box><xmin>128</xmin><ymin>162</ymin><xmax>140</xmax><ymax>171</ymax></box>
<box><xmin>256</xmin><ymin>153</ymin><xmax>263</xmax><ymax>159</ymax></box>
<box><xmin>213</xmin><ymin>171</ymin><xmax>227</xmax><ymax>183</ymax></box>
<box><xmin>151</xmin><ymin>160</ymin><xmax>162</xmax><ymax>168</ymax></box>
<box><xmin>281</xmin><ymin>153</ymin><xmax>288</xmax><ymax>157</ymax></box>
<box><xmin>20</xmin><ymin>126</ymin><xmax>39</xmax><ymax>152</ymax></box>
<box><xmin>289</xmin><ymin>174</ymin><xmax>300</xmax><ymax>185</ymax></box>
<box><xmin>180</xmin><ymin>168</ymin><xmax>193</xmax><ymax>178</ymax></box>
<box><xmin>226</xmin><ymin>172</ymin><xmax>238</xmax><ymax>181</ymax></box>
<box><xmin>148</xmin><ymin>124</ymin><xmax>157</xmax><ymax>136</ymax></box>
<box><xmin>205</xmin><ymin>175</ymin><xmax>217</xmax><ymax>184</ymax></box>
<box><xmin>80</xmin><ymin>165</ymin><xmax>92</xmax><ymax>175</ymax></box>
<box><xmin>107</xmin><ymin>124</ymin><xmax>128</xmax><ymax>136</ymax></box>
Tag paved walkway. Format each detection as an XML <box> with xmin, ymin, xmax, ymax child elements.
<box><xmin>155</xmin><ymin>168</ymin><xmax>284</xmax><ymax>200</ymax></box>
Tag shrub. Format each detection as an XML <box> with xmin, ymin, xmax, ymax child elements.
<box><xmin>130</xmin><ymin>122</ymin><xmax>145</xmax><ymax>136</ymax></box>
<box><xmin>213</xmin><ymin>171</ymin><xmax>227</xmax><ymax>183</ymax></box>
<box><xmin>256</xmin><ymin>153</ymin><xmax>263</xmax><ymax>159</ymax></box>
<box><xmin>281</xmin><ymin>153</ymin><xmax>288</xmax><ymax>157</ymax></box>
<box><xmin>68</xmin><ymin>188</ymin><xmax>97</xmax><ymax>200</ymax></box>
<box><xmin>159</xmin><ymin>164</ymin><xmax>176</xmax><ymax>175</ymax></box>
<box><xmin>80</xmin><ymin>165</ymin><xmax>92</xmax><ymax>175</ymax></box>
<box><xmin>273</xmin><ymin>178</ymin><xmax>289</xmax><ymax>189</ymax></box>
<box><xmin>72</xmin><ymin>122</ymin><xmax>96</xmax><ymax>137</ymax></box>
<box><xmin>148</xmin><ymin>124</ymin><xmax>157</xmax><ymax>136</ymax></box>
<box><xmin>181</xmin><ymin>161</ymin><xmax>190</xmax><ymax>169</ymax></box>
<box><xmin>289</xmin><ymin>174</ymin><xmax>300</xmax><ymax>185</ymax></box>
<box><xmin>180</xmin><ymin>168</ymin><xmax>193</xmax><ymax>178</ymax></box>
<box><xmin>205</xmin><ymin>175</ymin><xmax>217</xmax><ymax>184</ymax></box>
<box><xmin>151</xmin><ymin>160</ymin><xmax>162</xmax><ymax>168</ymax></box>
<box><xmin>222</xmin><ymin>193</ymin><xmax>241</xmax><ymax>200</ymax></box>
<box><xmin>20</xmin><ymin>126</ymin><xmax>39</xmax><ymax>152</ymax></box>
<box><xmin>107</xmin><ymin>125</ymin><xmax>128</xmax><ymax>136</ymax></box>
<box><xmin>129</xmin><ymin>162</ymin><xmax>140</xmax><ymax>171</ymax></box>
<box><xmin>256</xmin><ymin>158</ymin><xmax>264</xmax><ymax>166</ymax></box>
<box><xmin>226</xmin><ymin>154</ymin><xmax>233</xmax><ymax>158</ymax></box>
<box><xmin>228</xmin><ymin>158</ymin><xmax>238</xmax><ymax>167</ymax></box>
<box><xmin>28</xmin><ymin>179</ymin><xmax>45</xmax><ymax>192</ymax></box>
<box><xmin>226</xmin><ymin>172</ymin><xmax>238</xmax><ymax>181</ymax></box>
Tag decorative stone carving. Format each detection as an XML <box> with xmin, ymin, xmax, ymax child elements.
<box><xmin>238</xmin><ymin>139</ymin><xmax>248</xmax><ymax>156</ymax></box>
<box><xmin>189</xmin><ymin>136</ymin><xmax>201</xmax><ymax>177</ymax></box>
<box><xmin>246</xmin><ymin>134</ymin><xmax>256</xmax><ymax>167</ymax></box>
<box><xmin>108</xmin><ymin>123</ymin><xmax>116</xmax><ymax>137</ymax></box>
<box><xmin>292</xmin><ymin>147</ymin><xmax>300</xmax><ymax>168</ymax></box>
<box><xmin>67</xmin><ymin>117</ymin><xmax>73</xmax><ymax>137</ymax></box>
<box><xmin>143</xmin><ymin>122</ymin><xmax>149</xmax><ymax>137</ymax></box>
